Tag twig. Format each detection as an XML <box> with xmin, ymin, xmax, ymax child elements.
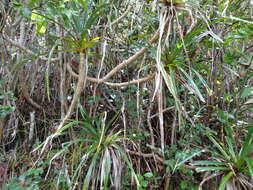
<box><xmin>28</xmin><ymin>112</ymin><xmax>35</xmax><ymax>145</ymax></box>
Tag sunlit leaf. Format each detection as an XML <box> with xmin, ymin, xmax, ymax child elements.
<box><xmin>36</xmin><ymin>22</ymin><xmax>47</xmax><ymax>34</ymax></box>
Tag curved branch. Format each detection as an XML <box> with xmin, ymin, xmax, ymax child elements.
<box><xmin>109</xmin><ymin>5</ymin><xmax>132</xmax><ymax>26</ymax></box>
<box><xmin>67</xmin><ymin>62</ymin><xmax>155</xmax><ymax>87</ymax></box>
<box><xmin>99</xmin><ymin>30</ymin><xmax>159</xmax><ymax>82</ymax></box>
<box><xmin>22</xmin><ymin>92</ymin><xmax>43</xmax><ymax>110</ymax></box>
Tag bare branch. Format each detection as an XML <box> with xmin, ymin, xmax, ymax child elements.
<box><xmin>67</xmin><ymin>62</ymin><xmax>155</xmax><ymax>87</ymax></box>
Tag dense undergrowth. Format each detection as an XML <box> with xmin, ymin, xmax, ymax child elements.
<box><xmin>0</xmin><ymin>0</ymin><xmax>253</xmax><ymax>189</ymax></box>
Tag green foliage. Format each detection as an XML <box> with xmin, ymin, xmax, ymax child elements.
<box><xmin>191</xmin><ymin>125</ymin><xmax>253</xmax><ymax>189</ymax></box>
<box><xmin>5</xmin><ymin>168</ymin><xmax>43</xmax><ymax>190</ymax></box>
<box><xmin>1</xmin><ymin>0</ymin><xmax>253</xmax><ymax>189</ymax></box>
<box><xmin>40</xmin><ymin>0</ymin><xmax>104</xmax><ymax>53</ymax></box>
<box><xmin>179</xmin><ymin>180</ymin><xmax>198</xmax><ymax>190</ymax></box>
<box><xmin>0</xmin><ymin>79</ymin><xmax>15</xmax><ymax>118</ymax></box>
<box><xmin>164</xmin><ymin>148</ymin><xmax>204</xmax><ymax>174</ymax></box>
<box><xmin>241</xmin><ymin>87</ymin><xmax>253</xmax><ymax>98</ymax></box>
<box><xmin>0</xmin><ymin>104</ymin><xmax>15</xmax><ymax>118</ymax></box>
<box><xmin>137</xmin><ymin>173</ymin><xmax>151</xmax><ymax>189</ymax></box>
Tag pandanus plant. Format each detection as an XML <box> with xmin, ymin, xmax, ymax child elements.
<box><xmin>191</xmin><ymin>125</ymin><xmax>253</xmax><ymax>190</ymax></box>
<box><xmin>50</xmin><ymin>105</ymin><xmax>139</xmax><ymax>190</ymax></box>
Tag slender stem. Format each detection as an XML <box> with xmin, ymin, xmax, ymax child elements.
<box><xmin>56</xmin><ymin>52</ymin><xmax>87</xmax><ymax>131</ymax></box>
